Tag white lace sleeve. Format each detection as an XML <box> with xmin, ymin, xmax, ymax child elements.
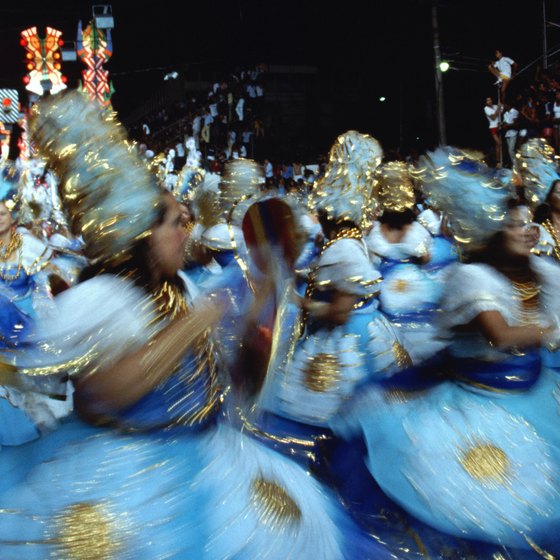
<box><xmin>533</xmin><ymin>255</ymin><xmax>560</xmax><ymax>325</ymax></box>
<box><xmin>22</xmin><ymin>275</ymin><xmax>157</xmax><ymax>378</ymax></box>
<box><xmin>402</xmin><ymin>222</ymin><xmax>433</xmax><ymax>258</ymax></box>
<box><xmin>533</xmin><ymin>223</ymin><xmax>555</xmax><ymax>257</ymax></box>
<box><xmin>315</xmin><ymin>238</ymin><xmax>382</xmax><ymax>296</ymax></box>
<box><xmin>20</xmin><ymin>232</ymin><xmax>53</xmax><ymax>275</ymax></box>
<box><xmin>440</xmin><ymin>263</ymin><xmax>511</xmax><ymax>328</ymax></box>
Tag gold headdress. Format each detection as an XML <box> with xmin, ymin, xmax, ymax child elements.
<box><xmin>30</xmin><ymin>91</ymin><xmax>161</xmax><ymax>265</ymax></box>
<box><xmin>313</xmin><ymin>131</ymin><xmax>383</xmax><ymax>225</ymax></box>
<box><xmin>219</xmin><ymin>159</ymin><xmax>264</xmax><ymax>225</ymax></box>
<box><xmin>373</xmin><ymin>161</ymin><xmax>416</xmax><ymax>213</ymax></box>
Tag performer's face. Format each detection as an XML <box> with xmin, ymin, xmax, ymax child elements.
<box><xmin>503</xmin><ymin>206</ymin><xmax>533</xmax><ymax>257</ymax></box>
<box><xmin>149</xmin><ymin>195</ymin><xmax>188</xmax><ymax>279</ymax></box>
<box><xmin>0</xmin><ymin>202</ymin><xmax>14</xmax><ymax>235</ymax></box>
<box><xmin>549</xmin><ymin>181</ymin><xmax>560</xmax><ymax>212</ymax></box>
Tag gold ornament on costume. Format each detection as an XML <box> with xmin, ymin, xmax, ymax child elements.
<box><xmin>543</xmin><ymin>219</ymin><xmax>560</xmax><ymax>262</ymax></box>
<box><xmin>0</xmin><ymin>230</ymin><xmax>23</xmax><ymax>281</ymax></box>
<box><xmin>150</xmin><ymin>280</ymin><xmax>189</xmax><ymax>322</ymax></box>
<box><xmin>31</xmin><ymin>91</ymin><xmax>161</xmax><ymax>266</ymax></box>
<box><xmin>515</xmin><ymin>138</ymin><xmax>560</xmax><ymax>209</ymax></box>
<box><xmin>373</xmin><ymin>161</ymin><xmax>416</xmax><ymax>213</ymax></box>
<box><xmin>304</xmin><ymin>353</ymin><xmax>341</xmax><ymax>392</ymax></box>
<box><xmin>313</xmin><ymin>131</ymin><xmax>383</xmax><ymax>226</ymax></box>
<box><xmin>459</xmin><ymin>443</ymin><xmax>511</xmax><ymax>486</ymax></box>
<box><xmin>392</xmin><ymin>341</ymin><xmax>413</xmax><ymax>369</ymax></box>
<box><xmin>392</xmin><ymin>278</ymin><xmax>409</xmax><ymax>293</ymax></box>
<box><xmin>251</xmin><ymin>476</ymin><xmax>302</xmax><ymax>528</ymax></box>
<box><xmin>512</xmin><ymin>280</ymin><xmax>541</xmax><ymax>325</ymax></box>
<box><xmin>53</xmin><ymin>502</ymin><xmax>123</xmax><ymax>560</ymax></box>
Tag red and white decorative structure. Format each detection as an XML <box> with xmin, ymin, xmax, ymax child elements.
<box><xmin>77</xmin><ymin>20</ymin><xmax>114</xmax><ymax>108</ymax></box>
<box><xmin>20</xmin><ymin>26</ymin><xmax>67</xmax><ymax>96</ymax></box>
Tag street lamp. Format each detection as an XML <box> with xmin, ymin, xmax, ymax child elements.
<box><xmin>432</xmin><ymin>1</ymin><xmax>447</xmax><ymax>145</ymax></box>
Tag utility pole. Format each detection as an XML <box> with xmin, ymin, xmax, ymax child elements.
<box><xmin>543</xmin><ymin>0</ymin><xmax>548</xmax><ymax>69</ymax></box>
<box><xmin>432</xmin><ymin>1</ymin><xmax>446</xmax><ymax>145</ymax></box>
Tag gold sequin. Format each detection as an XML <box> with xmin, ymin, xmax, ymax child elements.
<box><xmin>53</xmin><ymin>502</ymin><xmax>122</xmax><ymax>560</ymax></box>
<box><xmin>459</xmin><ymin>444</ymin><xmax>511</xmax><ymax>485</ymax></box>
<box><xmin>251</xmin><ymin>476</ymin><xmax>302</xmax><ymax>529</ymax></box>
<box><xmin>392</xmin><ymin>341</ymin><xmax>413</xmax><ymax>369</ymax></box>
<box><xmin>304</xmin><ymin>353</ymin><xmax>341</xmax><ymax>392</ymax></box>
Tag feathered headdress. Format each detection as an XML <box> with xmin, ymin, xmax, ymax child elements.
<box><xmin>515</xmin><ymin>138</ymin><xmax>560</xmax><ymax>209</ymax></box>
<box><xmin>30</xmin><ymin>91</ymin><xmax>161</xmax><ymax>265</ymax></box>
<box><xmin>312</xmin><ymin>131</ymin><xmax>383</xmax><ymax>225</ymax></box>
<box><xmin>372</xmin><ymin>160</ymin><xmax>416</xmax><ymax>213</ymax></box>
<box><xmin>416</xmin><ymin>146</ymin><xmax>514</xmax><ymax>249</ymax></box>
<box><xmin>188</xmin><ymin>172</ymin><xmax>221</xmax><ymax>229</ymax></box>
<box><xmin>219</xmin><ymin>159</ymin><xmax>264</xmax><ymax>225</ymax></box>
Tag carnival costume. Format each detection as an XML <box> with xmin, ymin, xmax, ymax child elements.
<box><xmin>365</xmin><ymin>162</ymin><xmax>446</xmax><ymax>362</ymax></box>
<box><xmin>516</xmin><ymin>138</ymin><xmax>560</xmax><ymax>264</ymax></box>
<box><xmin>257</xmin><ymin>132</ymin><xmax>407</xmax><ymax>454</ymax></box>
<box><xmin>331</xmin><ymin>147</ymin><xmax>560</xmax><ymax>553</ymax></box>
<box><xmin>0</xmin><ymin>93</ymin><xmax>392</xmax><ymax>560</ymax></box>
<box><xmin>0</xmin><ymin>163</ymin><xmax>71</xmax><ymax>447</ymax></box>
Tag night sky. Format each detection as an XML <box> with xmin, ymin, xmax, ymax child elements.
<box><xmin>0</xmin><ymin>1</ymin><xmax>557</xmax><ymax>157</ymax></box>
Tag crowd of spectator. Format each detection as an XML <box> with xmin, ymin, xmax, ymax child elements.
<box><xmin>129</xmin><ymin>65</ymin><xmax>268</xmax><ymax>172</ymax></box>
<box><xmin>484</xmin><ymin>49</ymin><xmax>560</xmax><ymax>167</ymax></box>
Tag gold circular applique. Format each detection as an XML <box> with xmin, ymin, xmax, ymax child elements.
<box><xmin>53</xmin><ymin>502</ymin><xmax>122</xmax><ymax>560</ymax></box>
<box><xmin>304</xmin><ymin>353</ymin><xmax>340</xmax><ymax>392</ymax></box>
<box><xmin>251</xmin><ymin>476</ymin><xmax>302</xmax><ymax>529</ymax></box>
<box><xmin>391</xmin><ymin>278</ymin><xmax>409</xmax><ymax>293</ymax></box>
<box><xmin>459</xmin><ymin>444</ymin><xmax>510</xmax><ymax>485</ymax></box>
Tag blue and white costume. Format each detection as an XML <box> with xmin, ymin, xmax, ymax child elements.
<box><xmin>0</xmin><ymin>273</ymin><xmax>390</xmax><ymax>560</ymax></box>
<box><xmin>332</xmin><ymin>258</ymin><xmax>560</xmax><ymax>553</ymax></box>
<box><xmin>366</xmin><ymin>220</ymin><xmax>445</xmax><ymax>362</ymax></box>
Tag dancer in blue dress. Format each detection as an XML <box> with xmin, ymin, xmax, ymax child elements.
<box><xmin>0</xmin><ymin>166</ymin><xmax>71</xmax><ymax>448</ymax></box>
<box><xmin>332</xmin><ymin>147</ymin><xmax>560</xmax><ymax>555</ymax></box>
<box><xmin>0</xmin><ymin>92</ymin><xmax>392</xmax><ymax>560</ymax></box>
<box><xmin>254</xmin><ymin>132</ymin><xmax>409</xmax><ymax>471</ymax></box>
<box><xmin>365</xmin><ymin>161</ymin><xmax>446</xmax><ymax>362</ymax></box>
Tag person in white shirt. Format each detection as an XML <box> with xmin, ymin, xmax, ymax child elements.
<box><xmin>175</xmin><ymin>140</ymin><xmax>186</xmax><ymax>170</ymax></box>
<box><xmin>553</xmin><ymin>91</ymin><xmax>560</xmax><ymax>150</ymax></box>
<box><xmin>236</xmin><ymin>97</ymin><xmax>245</xmax><ymax>122</ymax></box>
<box><xmin>502</xmin><ymin>103</ymin><xmax>519</xmax><ymax>167</ymax></box>
<box><xmin>484</xmin><ymin>96</ymin><xmax>502</xmax><ymax>166</ymax></box>
<box><xmin>488</xmin><ymin>49</ymin><xmax>517</xmax><ymax>97</ymax></box>
<box><xmin>192</xmin><ymin>112</ymin><xmax>202</xmax><ymax>149</ymax></box>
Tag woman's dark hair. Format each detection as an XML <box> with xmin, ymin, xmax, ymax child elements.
<box><xmin>466</xmin><ymin>199</ymin><xmax>537</xmax><ymax>281</ymax></box>
<box><xmin>533</xmin><ymin>179</ymin><xmax>560</xmax><ymax>224</ymax></box>
<box><xmin>78</xmin><ymin>193</ymin><xmax>183</xmax><ymax>292</ymax></box>
<box><xmin>317</xmin><ymin>209</ymin><xmax>358</xmax><ymax>238</ymax></box>
<box><xmin>378</xmin><ymin>209</ymin><xmax>416</xmax><ymax>229</ymax></box>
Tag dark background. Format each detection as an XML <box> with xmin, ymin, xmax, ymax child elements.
<box><xmin>0</xmin><ymin>1</ymin><xmax>557</xmax><ymax>159</ymax></box>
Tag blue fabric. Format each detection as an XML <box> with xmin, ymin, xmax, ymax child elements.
<box><xmin>330</xmin><ymin>351</ymin><xmax>560</xmax><ymax>553</ymax></box>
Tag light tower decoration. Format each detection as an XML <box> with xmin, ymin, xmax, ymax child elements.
<box><xmin>77</xmin><ymin>20</ymin><xmax>114</xmax><ymax>108</ymax></box>
<box><xmin>20</xmin><ymin>26</ymin><xmax>67</xmax><ymax>96</ymax></box>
